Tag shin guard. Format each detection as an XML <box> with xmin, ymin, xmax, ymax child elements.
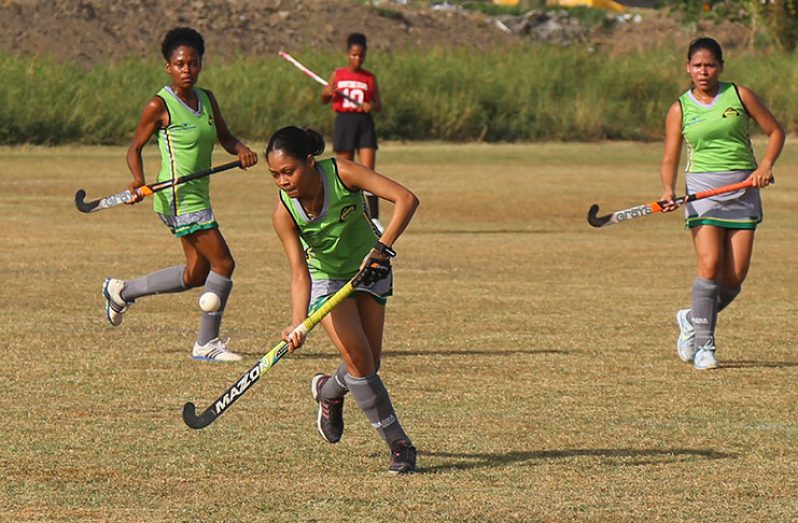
<box><xmin>691</xmin><ymin>277</ymin><xmax>720</xmax><ymax>348</ymax></box>
<box><xmin>345</xmin><ymin>373</ymin><xmax>410</xmax><ymax>447</ymax></box>
<box><xmin>197</xmin><ymin>271</ymin><xmax>232</xmax><ymax>345</ymax></box>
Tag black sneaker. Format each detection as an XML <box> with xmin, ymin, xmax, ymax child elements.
<box><xmin>310</xmin><ymin>373</ymin><xmax>344</xmax><ymax>443</ymax></box>
<box><xmin>388</xmin><ymin>440</ymin><xmax>417</xmax><ymax>474</ymax></box>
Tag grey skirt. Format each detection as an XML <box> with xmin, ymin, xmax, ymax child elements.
<box><xmin>309</xmin><ymin>272</ymin><xmax>393</xmax><ymax>313</ymax></box>
<box><xmin>684</xmin><ymin>170</ymin><xmax>761</xmax><ymax>229</ymax></box>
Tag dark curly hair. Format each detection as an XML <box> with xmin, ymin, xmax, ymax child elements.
<box><xmin>161</xmin><ymin>27</ymin><xmax>205</xmax><ymax>61</ymax></box>
<box><xmin>347</xmin><ymin>32</ymin><xmax>367</xmax><ymax>50</ymax></box>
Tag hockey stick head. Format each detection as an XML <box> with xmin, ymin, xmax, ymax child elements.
<box><xmin>587</xmin><ymin>204</ymin><xmax>612</xmax><ymax>228</ymax></box>
<box><xmin>75</xmin><ymin>189</ymin><xmax>100</xmax><ymax>213</ymax></box>
<box><xmin>182</xmin><ymin>401</ymin><xmax>217</xmax><ymax>430</ymax></box>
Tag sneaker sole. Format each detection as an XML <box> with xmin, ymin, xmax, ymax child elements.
<box><xmin>316</xmin><ymin>407</ymin><xmax>338</xmax><ymax>443</ymax></box>
<box><xmin>190</xmin><ymin>355</ymin><xmax>241</xmax><ymax>362</ymax></box>
<box><xmin>388</xmin><ymin>465</ymin><xmax>417</xmax><ymax>475</ymax></box>
<box><xmin>103</xmin><ymin>278</ymin><xmax>125</xmax><ymax>327</ymax></box>
<box><xmin>675</xmin><ymin>311</ymin><xmax>695</xmax><ymax>363</ymax></box>
<box><xmin>694</xmin><ymin>362</ymin><xmax>719</xmax><ymax>370</ymax></box>
<box><xmin>310</xmin><ymin>373</ymin><xmax>341</xmax><ymax>444</ymax></box>
<box><xmin>310</xmin><ymin>373</ymin><xmax>325</xmax><ymax>402</ymax></box>
<box><xmin>105</xmin><ymin>302</ymin><xmax>123</xmax><ymax>327</ymax></box>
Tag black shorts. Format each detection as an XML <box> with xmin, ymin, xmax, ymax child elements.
<box><xmin>333</xmin><ymin>112</ymin><xmax>378</xmax><ymax>152</ymax></box>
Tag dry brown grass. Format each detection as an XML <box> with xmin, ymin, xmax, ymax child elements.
<box><xmin>1</xmin><ymin>142</ymin><xmax>796</xmax><ymax>522</ymax></box>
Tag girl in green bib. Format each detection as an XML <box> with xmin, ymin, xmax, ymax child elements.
<box><xmin>659</xmin><ymin>37</ymin><xmax>784</xmax><ymax>370</ymax></box>
<box><xmin>268</xmin><ymin>126</ymin><xmax>419</xmax><ymax>474</ymax></box>
<box><xmin>102</xmin><ymin>27</ymin><xmax>258</xmax><ymax>362</ymax></box>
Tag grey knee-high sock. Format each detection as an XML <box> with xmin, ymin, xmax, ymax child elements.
<box><xmin>121</xmin><ymin>266</ymin><xmax>187</xmax><ymax>302</ymax></box>
<box><xmin>691</xmin><ymin>277</ymin><xmax>719</xmax><ymax>348</ymax></box>
<box><xmin>717</xmin><ymin>285</ymin><xmax>741</xmax><ymax>313</ymax></box>
<box><xmin>321</xmin><ymin>359</ymin><xmax>382</xmax><ymax>401</ymax></box>
<box><xmin>197</xmin><ymin>271</ymin><xmax>233</xmax><ymax>345</ymax></box>
<box><xmin>320</xmin><ymin>363</ymin><xmax>350</xmax><ymax>401</ymax></box>
<box><xmin>345</xmin><ymin>373</ymin><xmax>410</xmax><ymax>448</ymax></box>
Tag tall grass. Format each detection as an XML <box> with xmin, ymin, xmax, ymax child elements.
<box><xmin>2</xmin><ymin>46</ymin><xmax>797</xmax><ymax>145</ymax></box>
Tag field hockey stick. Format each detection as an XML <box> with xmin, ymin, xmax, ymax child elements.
<box><xmin>587</xmin><ymin>178</ymin><xmax>756</xmax><ymax>228</ymax></box>
<box><xmin>278</xmin><ymin>50</ymin><xmax>363</xmax><ymax>107</ymax></box>
<box><xmin>182</xmin><ymin>266</ymin><xmax>372</xmax><ymax>429</ymax></box>
<box><xmin>74</xmin><ymin>160</ymin><xmax>241</xmax><ymax>213</ymax></box>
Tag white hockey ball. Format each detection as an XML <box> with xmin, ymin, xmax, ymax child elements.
<box><xmin>199</xmin><ymin>292</ymin><xmax>222</xmax><ymax>312</ymax></box>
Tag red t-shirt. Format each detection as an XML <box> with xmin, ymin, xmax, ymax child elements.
<box><xmin>331</xmin><ymin>67</ymin><xmax>377</xmax><ymax>113</ymax></box>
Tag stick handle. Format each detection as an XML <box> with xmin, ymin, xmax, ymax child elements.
<box><xmin>258</xmin><ymin>281</ymin><xmax>356</xmax><ymax>373</ymax></box>
<box><xmin>681</xmin><ymin>179</ymin><xmax>754</xmax><ymax>204</ymax></box>
<box><xmin>588</xmin><ymin>178</ymin><xmax>757</xmax><ymax>228</ymax></box>
<box><xmin>279</xmin><ymin>50</ymin><xmax>329</xmax><ymax>86</ymax></box>
<box><xmin>278</xmin><ymin>50</ymin><xmax>363</xmax><ymax>107</ymax></box>
<box><xmin>182</xmin><ymin>271</ymin><xmax>366</xmax><ymax>429</ymax></box>
<box><xmin>138</xmin><ymin>160</ymin><xmax>241</xmax><ymax>197</ymax></box>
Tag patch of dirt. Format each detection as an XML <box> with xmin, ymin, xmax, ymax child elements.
<box><xmin>0</xmin><ymin>0</ymin><xmax>753</xmax><ymax>65</ymax></box>
<box><xmin>588</xmin><ymin>10</ymin><xmax>753</xmax><ymax>55</ymax></box>
<box><xmin>0</xmin><ymin>0</ymin><xmax>517</xmax><ymax>64</ymax></box>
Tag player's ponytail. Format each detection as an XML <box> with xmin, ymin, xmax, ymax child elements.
<box><xmin>303</xmin><ymin>128</ymin><xmax>325</xmax><ymax>157</ymax></box>
<box><xmin>266</xmin><ymin>126</ymin><xmax>326</xmax><ymax>160</ymax></box>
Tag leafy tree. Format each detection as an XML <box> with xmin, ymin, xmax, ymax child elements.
<box><xmin>665</xmin><ymin>0</ymin><xmax>798</xmax><ymax>51</ymax></box>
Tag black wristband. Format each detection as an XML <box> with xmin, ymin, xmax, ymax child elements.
<box><xmin>374</xmin><ymin>241</ymin><xmax>396</xmax><ymax>258</ymax></box>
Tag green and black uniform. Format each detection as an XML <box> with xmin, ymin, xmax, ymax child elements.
<box><xmin>278</xmin><ymin>158</ymin><xmax>390</xmax><ymax>309</ymax></box>
<box><xmin>285</xmin><ymin>159</ymin><xmax>414</xmax><ymax>462</ymax></box>
<box><xmin>155</xmin><ymin>86</ymin><xmax>218</xmax><ymax>236</ymax></box>
<box><xmin>679</xmin><ymin>82</ymin><xmax>761</xmax><ymax>229</ymax></box>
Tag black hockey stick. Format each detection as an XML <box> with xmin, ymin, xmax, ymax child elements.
<box><xmin>587</xmin><ymin>179</ymin><xmax>755</xmax><ymax>228</ymax></box>
<box><xmin>75</xmin><ymin>160</ymin><xmax>240</xmax><ymax>213</ymax></box>
<box><xmin>183</xmin><ymin>267</ymin><xmax>372</xmax><ymax>429</ymax></box>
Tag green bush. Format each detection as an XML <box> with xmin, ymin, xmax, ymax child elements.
<box><xmin>1</xmin><ymin>45</ymin><xmax>797</xmax><ymax>145</ymax></box>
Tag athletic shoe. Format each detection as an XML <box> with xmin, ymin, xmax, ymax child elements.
<box><xmin>371</xmin><ymin>218</ymin><xmax>384</xmax><ymax>235</ymax></box>
<box><xmin>103</xmin><ymin>278</ymin><xmax>130</xmax><ymax>326</ymax></box>
<box><xmin>192</xmin><ymin>337</ymin><xmax>242</xmax><ymax>362</ymax></box>
<box><xmin>693</xmin><ymin>339</ymin><xmax>718</xmax><ymax>370</ymax></box>
<box><xmin>388</xmin><ymin>440</ymin><xmax>417</xmax><ymax>474</ymax></box>
<box><xmin>310</xmin><ymin>373</ymin><xmax>344</xmax><ymax>443</ymax></box>
<box><xmin>676</xmin><ymin>309</ymin><xmax>696</xmax><ymax>362</ymax></box>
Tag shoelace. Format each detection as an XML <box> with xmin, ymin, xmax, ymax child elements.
<box><xmin>696</xmin><ymin>337</ymin><xmax>716</xmax><ymax>352</ymax></box>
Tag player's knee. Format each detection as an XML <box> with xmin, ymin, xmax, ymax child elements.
<box><xmin>697</xmin><ymin>259</ymin><xmax>720</xmax><ymax>280</ymax></box>
<box><xmin>346</xmin><ymin>353</ymin><xmax>376</xmax><ymax>377</ymax></box>
<box><xmin>183</xmin><ymin>267</ymin><xmax>210</xmax><ymax>288</ymax></box>
<box><xmin>213</xmin><ymin>256</ymin><xmax>235</xmax><ymax>277</ymax></box>
<box><xmin>731</xmin><ymin>269</ymin><xmax>749</xmax><ymax>287</ymax></box>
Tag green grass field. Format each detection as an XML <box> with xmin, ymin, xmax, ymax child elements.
<box><xmin>1</xmin><ymin>142</ymin><xmax>796</xmax><ymax>522</ymax></box>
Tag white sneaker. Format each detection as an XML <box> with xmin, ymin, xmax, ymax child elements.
<box><xmin>676</xmin><ymin>309</ymin><xmax>696</xmax><ymax>362</ymax></box>
<box><xmin>693</xmin><ymin>339</ymin><xmax>718</xmax><ymax>370</ymax></box>
<box><xmin>371</xmin><ymin>217</ymin><xmax>384</xmax><ymax>235</ymax></box>
<box><xmin>192</xmin><ymin>337</ymin><xmax>242</xmax><ymax>362</ymax></box>
<box><xmin>103</xmin><ymin>278</ymin><xmax>130</xmax><ymax>326</ymax></box>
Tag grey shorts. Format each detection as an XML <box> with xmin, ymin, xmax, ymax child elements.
<box><xmin>157</xmin><ymin>209</ymin><xmax>218</xmax><ymax>237</ymax></box>
<box><xmin>309</xmin><ymin>272</ymin><xmax>393</xmax><ymax>314</ymax></box>
<box><xmin>684</xmin><ymin>170</ymin><xmax>761</xmax><ymax>230</ymax></box>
